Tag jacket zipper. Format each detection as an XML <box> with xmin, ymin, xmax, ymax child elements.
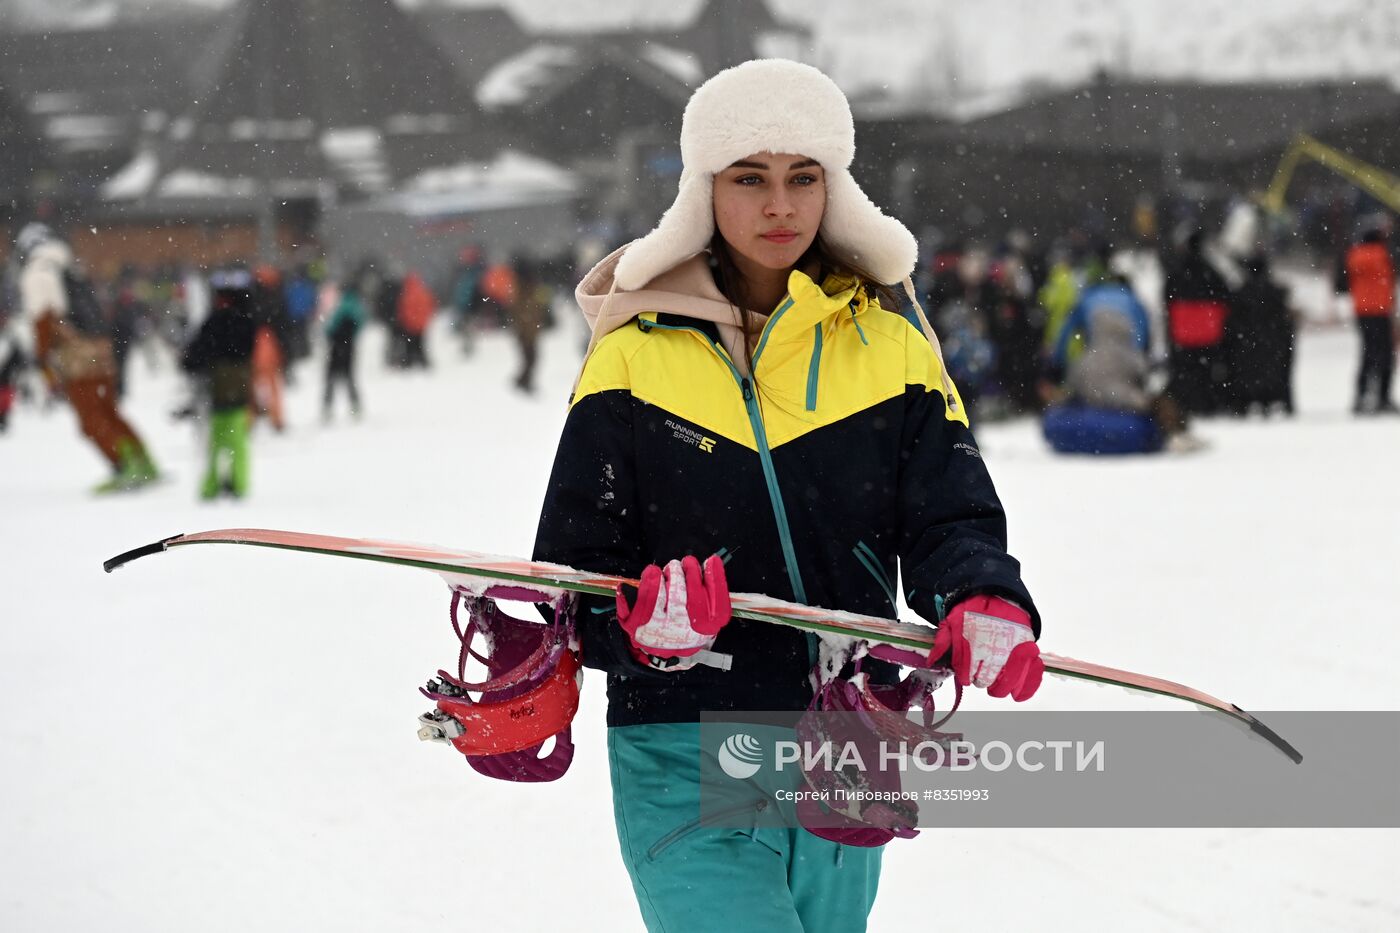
<box><xmin>739</xmin><ymin>374</ymin><xmax>807</xmax><ymax>603</ymax></box>
<box><xmin>746</xmin><ymin>299</ymin><xmax>806</xmax><ymax>602</ymax></box>
<box><xmin>638</xmin><ymin>313</ymin><xmax>808</xmax><ymax>604</ymax></box>
<box><xmin>805</xmin><ymin>323</ymin><xmax>823</xmax><ymax>411</ymax></box>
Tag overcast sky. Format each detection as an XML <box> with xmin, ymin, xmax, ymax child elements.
<box><xmin>12</xmin><ymin>0</ymin><xmax>1400</xmax><ymax>98</ymax></box>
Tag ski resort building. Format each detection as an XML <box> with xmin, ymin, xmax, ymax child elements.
<box><xmin>0</xmin><ymin>0</ymin><xmax>1396</xmax><ymax>269</ymax></box>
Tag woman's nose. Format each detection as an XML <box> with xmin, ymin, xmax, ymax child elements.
<box><xmin>764</xmin><ymin>193</ymin><xmax>795</xmax><ymax>217</ymax></box>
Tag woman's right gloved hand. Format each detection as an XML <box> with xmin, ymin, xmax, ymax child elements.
<box><xmin>615</xmin><ymin>555</ymin><xmax>732</xmax><ymax>671</ymax></box>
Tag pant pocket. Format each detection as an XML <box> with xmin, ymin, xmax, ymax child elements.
<box><xmin>646</xmin><ymin>797</ymin><xmax>775</xmax><ymax>862</ymax></box>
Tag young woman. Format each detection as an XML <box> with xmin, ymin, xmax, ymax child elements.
<box><xmin>534</xmin><ymin>60</ymin><xmax>1041</xmax><ymax>932</ymax></box>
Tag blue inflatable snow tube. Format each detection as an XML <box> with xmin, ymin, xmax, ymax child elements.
<box><xmin>1042</xmin><ymin>405</ymin><xmax>1162</xmax><ymax>455</ymax></box>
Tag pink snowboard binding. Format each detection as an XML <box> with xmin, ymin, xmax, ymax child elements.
<box><xmin>417</xmin><ymin>584</ymin><xmax>582</xmax><ymax>782</ymax></box>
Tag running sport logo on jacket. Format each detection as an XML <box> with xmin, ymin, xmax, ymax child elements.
<box><xmin>666</xmin><ymin>418</ymin><xmax>718</xmax><ymax>453</ymax></box>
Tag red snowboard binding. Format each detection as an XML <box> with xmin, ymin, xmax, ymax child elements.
<box><xmin>417</xmin><ymin>584</ymin><xmax>582</xmax><ymax>782</ymax></box>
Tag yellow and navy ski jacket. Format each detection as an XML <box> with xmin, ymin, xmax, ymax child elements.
<box><xmin>534</xmin><ymin>267</ymin><xmax>1038</xmax><ymax>726</ymax></box>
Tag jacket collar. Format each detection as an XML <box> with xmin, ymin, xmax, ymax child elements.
<box><xmin>757</xmin><ymin>268</ymin><xmax>866</xmax><ymax>346</ymax></box>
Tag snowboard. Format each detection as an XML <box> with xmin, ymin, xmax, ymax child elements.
<box><xmin>104</xmin><ymin>528</ymin><xmax>1302</xmax><ymax>763</ymax></box>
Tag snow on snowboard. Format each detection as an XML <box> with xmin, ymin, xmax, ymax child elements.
<box><xmin>104</xmin><ymin>527</ymin><xmax>1302</xmax><ymax>763</ymax></box>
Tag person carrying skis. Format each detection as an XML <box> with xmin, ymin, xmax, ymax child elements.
<box><xmin>13</xmin><ymin>223</ymin><xmax>160</xmax><ymax>491</ymax></box>
<box><xmin>533</xmin><ymin>60</ymin><xmax>1041</xmax><ymax>933</ymax></box>
<box><xmin>182</xmin><ymin>268</ymin><xmax>256</xmax><ymax>500</ymax></box>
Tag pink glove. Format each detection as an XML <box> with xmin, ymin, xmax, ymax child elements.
<box><xmin>616</xmin><ymin>555</ymin><xmax>732</xmax><ymax>671</ymax></box>
<box><xmin>931</xmin><ymin>594</ymin><xmax>1043</xmax><ymax>701</ymax></box>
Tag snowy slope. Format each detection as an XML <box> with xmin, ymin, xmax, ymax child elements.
<box><xmin>2</xmin><ymin>307</ymin><xmax>1398</xmax><ymax>931</ymax></box>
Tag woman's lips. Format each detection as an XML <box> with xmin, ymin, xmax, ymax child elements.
<box><xmin>761</xmin><ymin>231</ymin><xmax>798</xmax><ymax>244</ymax></box>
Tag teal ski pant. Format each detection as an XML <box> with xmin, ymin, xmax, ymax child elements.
<box><xmin>608</xmin><ymin>722</ymin><xmax>882</xmax><ymax>932</ymax></box>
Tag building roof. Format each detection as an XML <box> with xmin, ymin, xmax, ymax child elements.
<box><xmin>3</xmin><ymin>0</ymin><xmax>812</xmax><ymax>203</ymax></box>
<box><xmin>112</xmin><ymin>0</ymin><xmax>492</xmax><ymax>202</ymax></box>
<box><xmin>415</xmin><ymin>4</ymin><xmax>536</xmax><ymax>92</ymax></box>
<box><xmin>0</xmin><ymin>10</ymin><xmax>230</xmax><ymax>192</ymax></box>
<box><xmin>962</xmin><ymin>73</ymin><xmax>1400</xmax><ymax>162</ymax></box>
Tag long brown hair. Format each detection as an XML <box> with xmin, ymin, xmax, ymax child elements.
<box><xmin>707</xmin><ymin>232</ymin><xmax>900</xmax><ymax>374</ymax></box>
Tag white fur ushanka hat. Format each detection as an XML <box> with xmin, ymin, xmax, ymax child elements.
<box><xmin>613</xmin><ymin>58</ymin><xmax>919</xmax><ymax>292</ymax></box>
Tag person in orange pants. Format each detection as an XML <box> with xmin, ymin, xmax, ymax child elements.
<box><xmin>17</xmin><ymin>226</ymin><xmax>158</xmax><ymax>491</ymax></box>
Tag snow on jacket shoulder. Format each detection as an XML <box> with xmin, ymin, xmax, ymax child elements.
<box><xmin>535</xmin><ymin>245</ymin><xmax>1036</xmax><ymax>726</ymax></box>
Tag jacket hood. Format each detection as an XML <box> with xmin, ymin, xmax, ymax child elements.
<box><xmin>574</xmin><ymin>242</ymin><xmax>880</xmax><ymax>377</ymax></box>
<box><xmin>578</xmin><ymin>243</ymin><xmax>841</xmax><ymax>378</ymax></box>
<box><xmin>576</xmin><ymin>243</ymin><xmax>745</xmax><ymax>342</ymax></box>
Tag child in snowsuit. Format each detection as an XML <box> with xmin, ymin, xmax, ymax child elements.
<box><xmin>183</xmin><ymin>270</ymin><xmax>256</xmax><ymax>499</ymax></box>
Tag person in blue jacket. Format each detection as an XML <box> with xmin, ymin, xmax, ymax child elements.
<box><xmin>1050</xmin><ymin>248</ymin><xmax>1152</xmax><ymax>376</ymax></box>
<box><xmin>533</xmin><ymin>60</ymin><xmax>1042</xmax><ymax>933</ymax></box>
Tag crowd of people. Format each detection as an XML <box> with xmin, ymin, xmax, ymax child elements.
<box><xmin>916</xmin><ymin>214</ymin><xmax>1395</xmax><ymax>452</ymax></box>
<box><xmin>1</xmin><ymin>207</ymin><xmax>1394</xmax><ymax>497</ymax></box>
<box><xmin>0</xmin><ymin>226</ymin><xmax>563</xmax><ymax>497</ymax></box>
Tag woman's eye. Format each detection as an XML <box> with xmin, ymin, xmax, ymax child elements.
<box><xmin>735</xmin><ymin>175</ymin><xmax>762</xmax><ymax>186</ymax></box>
<box><xmin>792</xmin><ymin>174</ymin><xmax>819</xmax><ymax>186</ymax></box>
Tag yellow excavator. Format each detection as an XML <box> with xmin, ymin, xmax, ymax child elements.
<box><xmin>1258</xmin><ymin>133</ymin><xmax>1400</xmax><ymax>216</ymax></box>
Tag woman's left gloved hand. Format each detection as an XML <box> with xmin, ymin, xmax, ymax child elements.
<box><xmin>931</xmin><ymin>594</ymin><xmax>1043</xmax><ymax>701</ymax></box>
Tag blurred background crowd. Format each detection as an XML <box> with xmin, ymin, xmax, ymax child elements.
<box><xmin>1</xmin><ymin>0</ymin><xmax>1396</xmax><ymax>491</ymax></box>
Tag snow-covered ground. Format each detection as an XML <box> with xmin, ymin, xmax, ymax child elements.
<box><xmin>2</xmin><ymin>309</ymin><xmax>1397</xmax><ymax>931</ymax></box>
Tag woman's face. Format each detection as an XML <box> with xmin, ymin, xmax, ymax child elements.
<box><xmin>713</xmin><ymin>151</ymin><xmax>826</xmax><ymax>274</ymax></box>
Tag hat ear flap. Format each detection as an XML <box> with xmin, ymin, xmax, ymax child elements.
<box><xmin>819</xmin><ymin>170</ymin><xmax>917</xmax><ymax>286</ymax></box>
<box><xmin>615</xmin><ymin>172</ymin><xmax>716</xmax><ymax>292</ymax></box>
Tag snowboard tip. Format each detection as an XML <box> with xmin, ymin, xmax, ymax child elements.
<box><xmin>1235</xmin><ymin>705</ymin><xmax>1304</xmax><ymax>764</ymax></box>
<box><xmin>103</xmin><ymin>534</ymin><xmax>185</xmax><ymax>573</ymax></box>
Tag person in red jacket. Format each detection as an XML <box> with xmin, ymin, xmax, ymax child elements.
<box><xmin>1343</xmin><ymin>224</ymin><xmax>1397</xmax><ymax>414</ymax></box>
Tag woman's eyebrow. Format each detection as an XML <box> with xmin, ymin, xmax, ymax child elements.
<box><xmin>726</xmin><ymin>158</ymin><xmax>821</xmax><ymax>171</ymax></box>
